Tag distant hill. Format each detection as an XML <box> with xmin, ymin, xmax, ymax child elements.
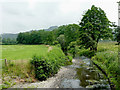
<box><xmin>1</xmin><ymin>26</ymin><xmax>58</xmax><ymax>39</ymax></box>
<box><xmin>1</xmin><ymin>33</ymin><xmax>18</xmax><ymax>39</ymax></box>
<box><xmin>44</xmin><ymin>26</ymin><xmax>58</xmax><ymax>31</ymax></box>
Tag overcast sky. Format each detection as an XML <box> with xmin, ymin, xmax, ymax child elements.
<box><xmin>0</xmin><ymin>0</ymin><xmax>118</xmax><ymax>34</ymax></box>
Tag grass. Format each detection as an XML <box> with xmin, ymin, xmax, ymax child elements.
<box><xmin>92</xmin><ymin>41</ymin><xmax>120</xmax><ymax>89</ymax></box>
<box><xmin>1</xmin><ymin>45</ymin><xmax>67</xmax><ymax>88</ymax></box>
<box><xmin>1</xmin><ymin>45</ymin><xmax>48</xmax><ymax>60</ymax></box>
<box><xmin>97</xmin><ymin>41</ymin><xmax>118</xmax><ymax>52</ymax></box>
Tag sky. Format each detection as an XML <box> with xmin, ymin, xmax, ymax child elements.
<box><xmin>0</xmin><ymin>0</ymin><xmax>118</xmax><ymax>34</ymax></box>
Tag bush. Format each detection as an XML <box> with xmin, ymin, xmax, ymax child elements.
<box><xmin>30</xmin><ymin>47</ymin><xmax>66</xmax><ymax>81</ymax></box>
<box><xmin>79</xmin><ymin>49</ymin><xmax>95</xmax><ymax>58</ymax></box>
<box><xmin>92</xmin><ymin>51</ymin><xmax>120</xmax><ymax>89</ymax></box>
<box><xmin>67</xmin><ymin>55</ymin><xmax>73</xmax><ymax>62</ymax></box>
<box><xmin>31</xmin><ymin>56</ymin><xmax>52</xmax><ymax>80</ymax></box>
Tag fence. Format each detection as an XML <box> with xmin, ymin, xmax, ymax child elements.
<box><xmin>0</xmin><ymin>59</ymin><xmax>8</xmax><ymax>67</ymax></box>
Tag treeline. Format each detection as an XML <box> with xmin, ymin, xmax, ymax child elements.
<box><xmin>17</xmin><ymin>30</ymin><xmax>55</xmax><ymax>45</ymax></box>
<box><xmin>1</xmin><ymin>38</ymin><xmax>17</xmax><ymax>45</ymax></box>
<box><xmin>17</xmin><ymin>24</ymin><xmax>80</xmax><ymax>55</ymax></box>
<box><xmin>16</xmin><ymin>5</ymin><xmax>120</xmax><ymax>53</ymax></box>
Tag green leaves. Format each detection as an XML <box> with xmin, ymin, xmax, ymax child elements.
<box><xmin>30</xmin><ymin>47</ymin><xmax>66</xmax><ymax>81</ymax></box>
<box><xmin>79</xmin><ymin>5</ymin><xmax>113</xmax><ymax>51</ymax></box>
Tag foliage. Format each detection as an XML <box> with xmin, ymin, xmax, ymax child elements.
<box><xmin>30</xmin><ymin>47</ymin><xmax>66</xmax><ymax>80</ymax></box>
<box><xmin>67</xmin><ymin>55</ymin><xmax>73</xmax><ymax>62</ymax></box>
<box><xmin>53</xmin><ymin>25</ymin><xmax>66</xmax><ymax>38</ymax></box>
<box><xmin>30</xmin><ymin>56</ymin><xmax>53</xmax><ymax>80</ymax></box>
<box><xmin>0</xmin><ymin>36</ymin><xmax>2</xmax><ymax>44</ymax></box>
<box><xmin>57</xmin><ymin>34</ymin><xmax>67</xmax><ymax>55</ymax></box>
<box><xmin>17</xmin><ymin>30</ymin><xmax>55</xmax><ymax>45</ymax></box>
<box><xmin>91</xmin><ymin>42</ymin><xmax>120</xmax><ymax>89</ymax></box>
<box><xmin>2</xmin><ymin>38</ymin><xmax>17</xmax><ymax>45</ymax></box>
<box><xmin>2</xmin><ymin>45</ymin><xmax>67</xmax><ymax>88</ymax></box>
<box><xmin>78</xmin><ymin>48</ymin><xmax>95</xmax><ymax>58</ymax></box>
<box><xmin>67</xmin><ymin>41</ymin><xmax>77</xmax><ymax>58</ymax></box>
<box><xmin>16</xmin><ymin>24</ymin><xmax>80</xmax><ymax>55</ymax></box>
<box><xmin>64</xmin><ymin>24</ymin><xmax>80</xmax><ymax>46</ymax></box>
<box><xmin>79</xmin><ymin>5</ymin><xmax>113</xmax><ymax>51</ymax></box>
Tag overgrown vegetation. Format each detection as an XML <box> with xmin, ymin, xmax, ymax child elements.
<box><xmin>2</xmin><ymin>38</ymin><xmax>17</xmax><ymax>45</ymax></box>
<box><xmin>30</xmin><ymin>47</ymin><xmax>66</xmax><ymax>80</ymax></box>
<box><xmin>1</xmin><ymin>4</ymin><xmax>120</xmax><ymax>89</ymax></box>
<box><xmin>91</xmin><ymin>42</ymin><xmax>120</xmax><ymax>89</ymax></box>
<box><xmin>2</xmin><ymin>45</ymin><xmax>71</xmax><ymax>88</ymax></box>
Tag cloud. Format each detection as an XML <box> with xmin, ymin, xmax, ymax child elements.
<box><xmin>0</xmin><ymin>0</ymin><xmax>118</xmax><ymax>34</ymax></box>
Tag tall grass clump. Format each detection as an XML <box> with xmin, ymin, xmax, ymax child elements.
<box><xmin>30</xmin><ymin>46</ymin><xmax>66</xmax><ymax>81</ymax></box>
<box><xmin>91</xmin><ymin>42</ymin><xmax>120</xmax><ymax>89</ymax></box>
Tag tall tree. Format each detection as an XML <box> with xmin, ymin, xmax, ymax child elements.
<box><xmin>79</xmin><ymin>5</ymin><xmax>113</xmax><ymax>51</ymax></box>
<box><xmin>64</xmin><ymin>24</ymin><xmax>80</xmax><ymax>46</ymax></box>
<box><xmin>57</xmin><ymin>34</ymin><xmax>67</xmax><ymax>55</ymax></box>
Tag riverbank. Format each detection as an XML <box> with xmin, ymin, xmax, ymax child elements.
<box><xmin>12</xmin><ymin>59</ymin><xmax>78</xmax><ymax>88</ymax></box>
<box><xmin>11</xmin><ymin>57</ymin><xmax>109</xmax><ymax>88</ymax></box>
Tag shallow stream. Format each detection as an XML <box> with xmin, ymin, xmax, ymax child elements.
<box><xmin>60</xmin><ymin>56</ymin><xmax>110</xmax><ymax>89</ymax></box>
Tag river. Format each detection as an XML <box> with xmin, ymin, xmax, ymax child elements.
<box><xmin>12</xmin><ymin>56</ymin><xmax>110</xmax><ymax>89</ymax></box>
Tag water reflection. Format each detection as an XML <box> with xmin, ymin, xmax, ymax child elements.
<box><xmin>60</xmin><ymin>56</ymin><xmax>110</xmax><ymax>89</ymax></box>
<box><xmin>76</xmin><ymin>57</ymin><xmax>109</xmax><ymax>88</ymax></box>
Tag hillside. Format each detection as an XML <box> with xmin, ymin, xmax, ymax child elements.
<box><xmin>44</xmin><ymin>26</ymin><xmax>58</xmax><ymax>31</ymax></box>
<box><xmin>1</xmin><ymin>33</ymin><xmax>18</xmax><ymax>39</ymax></box>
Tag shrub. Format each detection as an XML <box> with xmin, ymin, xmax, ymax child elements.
<box><xmin>67</xmin><ymin>55</ymin><xmax>73</xmax><ymax>62</ymax></box>
<box><xmin>30</xmin><ymin>47</ymin><xmax>66</xmax><ymax>81</ymax></box>
<box><xmin>79</xmin><ymin>49</ymin><xmax>95</xmax><ymax>58</ymax></box>
<box><xmin>92</xmin><ymin>51</ymin><xmax>120</xmax><ymax>89</ymax></box>
<box><xmin>31</xmin><ymin>56</ymin><xmax>53</xmax><ymax>80</ymax></box>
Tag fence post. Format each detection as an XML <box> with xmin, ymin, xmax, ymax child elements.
<box><xmin>5</xmin><ymin>59</ymin><xmax>7</xmax><ymax>67</ymax></box>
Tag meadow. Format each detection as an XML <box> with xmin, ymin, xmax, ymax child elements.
<box><xmin>1</xmin><ymin>45</ymin><xmax>49</xmax><ymax>60</ymax></box>
<box><xmin>1</xmin><ymin>45</ymin><xmax>67</xmax><ymax>88</ymax></box>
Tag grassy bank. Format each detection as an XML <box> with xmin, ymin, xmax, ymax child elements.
<box><xmin>91</xmin><ymin>41</ymin><xmax>120</xmax><ymax>89</ymax></box>
<box><xmin>1</xmin><ymin>45</ymin><xmax>68</xmax><ymax>88</ymax></box>
<box><xmin>77</xmin><ymin>41</ymin><xmax>119</xmax><ymax>88</ymax></box>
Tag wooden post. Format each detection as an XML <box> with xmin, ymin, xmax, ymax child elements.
<box><xmin>5</xmin><ymin>59</ymin><xmax>7</xmax><ymax>66</ymax></box>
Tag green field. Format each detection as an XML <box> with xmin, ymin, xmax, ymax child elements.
<box><xmin>1</xmin><ymin>45</ymin><xmax>67</xmax><ymax>88</ymax></box>
<box><xmin>1</xmin><ymin>45</ymin><xmax>49</xmax><ymax>60</ymax></box>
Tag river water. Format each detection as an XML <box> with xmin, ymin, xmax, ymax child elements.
<box><xmin>60</xmin><ymin>56</ymin><xmax>110</xmax><ymax>89</ymax></box>
<box><xmin>11</xmin><ymin>56</ymin><xmax>110</xmax><ymax>89</ymax></box>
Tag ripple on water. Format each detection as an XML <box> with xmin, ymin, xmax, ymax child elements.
<box><xmin>60</xmin><ymin>79</ymin><xmax>83</xmax><ymax>88</ymax></box>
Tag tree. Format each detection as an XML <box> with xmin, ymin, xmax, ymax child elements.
<box><xmin>64</xmin><ymin>24</ymin><xmax>80</xmax><ymax>47</ymax></box>
<box><xmin>67</xmin><ymin>41</ymin><xmax>77</xmax><ymax>58</ymax></box>
<box><xmin>57</xmin><ymin>35</ymin><xmax>67</xmax><ymax>55</ymax></box>
<box><xmin>79</xmin><ymin>5</ymin><xmax>113</xmax><ymax>51</ymax></box>
<box><xmin>53</xmin><ymin>25</ymin><xmax>66</xmax><ymax>38</ymax></box>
